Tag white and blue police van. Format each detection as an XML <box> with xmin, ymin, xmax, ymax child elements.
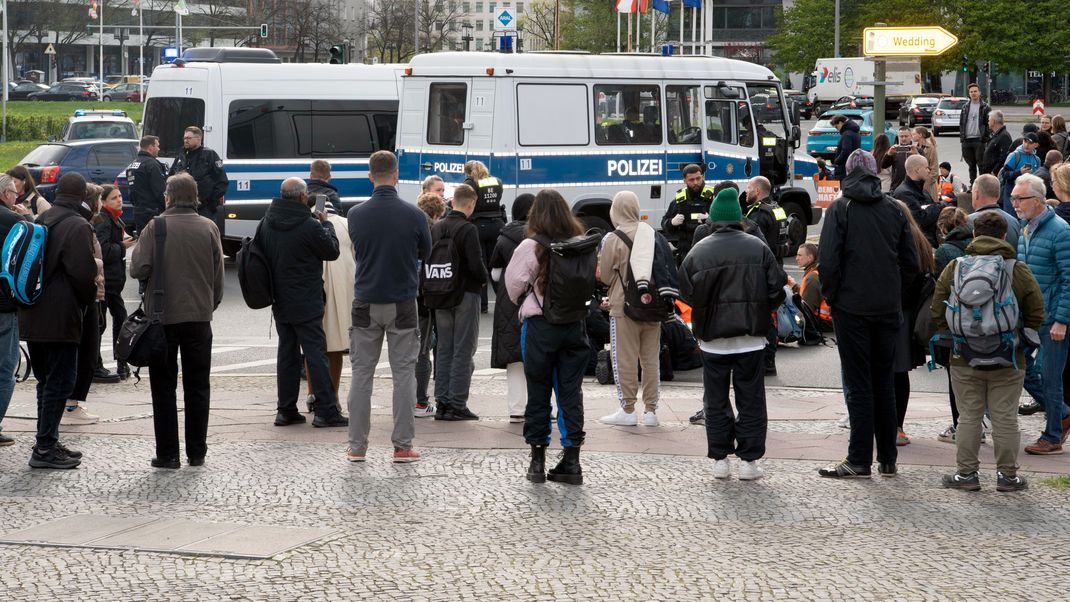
<box><xmin>131</xmin><ymin>48</ymin><xmax>404</xmax><ymax>253</ymax></box>
<box><xmin>395</xmin><ymin>51</ymin><xmax>820</xmax><ymax>249</ymax></box>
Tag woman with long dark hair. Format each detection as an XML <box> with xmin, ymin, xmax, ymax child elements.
<box><xmin>871</xmin><ymin>134</ymin><xmax>893</xmax><ymax>192</ymax></box>
<box><xmin>6</xmin><ymin>165</ymin><xmax>51</xmax><ymax>215</ymax></box>
<box><xmin>505</xmin><ymin>189</ymin><xmax>590</xmax><ymax>485</ymax></box>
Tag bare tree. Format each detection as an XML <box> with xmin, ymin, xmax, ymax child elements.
<box><xmin>519</xmin><ymin>0</ymin><xmax>555</xmax><ymax>51</ymax></box>
<box><xmin>367</xmin><ymin>0</ymin><xmax>416</xmax><ymax>63</ymax></box>
<box><xmin>417</xmin><ymin>0</ymin><xmax>466</xmax><ymax>52</ymax></box>
<box><xmin>195</xmin><ymin>0</ymin><xmax>246</xmax><ymax>46</ymax></box>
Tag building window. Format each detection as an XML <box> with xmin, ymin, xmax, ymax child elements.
<box><xmin>476</xmin><ymin>21</ymin><xmax>484</xmax><ymax>31</ymax></box>
<box><xmin>463</xmin><ymin>2</ymin><xmax>471</xmax><ymax>12</ymax></box>
<box><xmin>517</xmin><ymin>2</ymin><xmax>524</xmax><ymax>12</ymax></box>
<box><xmin>476</xmin><ymin>39</ymin><xmax>484</xmax><ymax>51</ymax></box>
<box><xmin>489</xmin><ymin>2</ymin><xmax>496</xmax><ymax>12</ymax></box>
<box><xmin>475</xmin><ymin>1</ymin><xmax>483</xmax><ymax>12</ymax></box>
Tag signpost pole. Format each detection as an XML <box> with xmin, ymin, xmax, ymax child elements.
<box><xmin>2</xmin><ymin>0</ymin><xmax>8</xmax><ymax>143</ymax></box>
<box><xmin>873</xmin><ymin>57</ymin><xmax>886</xmax><ymax>140</ymax></box>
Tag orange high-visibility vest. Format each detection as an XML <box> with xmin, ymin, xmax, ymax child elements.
<box><xmin>799</xmin><ymin>270</ymin><xmax>833</xmax><ymax>325</ymax></box>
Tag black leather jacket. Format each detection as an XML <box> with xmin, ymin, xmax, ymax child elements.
<box><xmin>679</xmin><ymin>222</ymin><xmax>786</xmax><ymax>341</ymax></box>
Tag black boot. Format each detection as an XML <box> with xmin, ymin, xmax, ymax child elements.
<box><xmin>526</xmin><ymin>445</ymin><xmax>546</xmax><ymax>483</ymax></box>
<box><xmin>547</xmin><ymin>446</ymin><xmax>582</xmax><ymax>485</ymax></box>
<box><xmin>117</xmin><ymin>361</ymin><xmax>130</xmax><ymax>381</ymax></box>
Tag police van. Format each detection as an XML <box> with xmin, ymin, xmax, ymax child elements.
<box><xmin>133</xmin><ymin>48</ymin><xmax>403</xmax><ymax>252</ymax></box>
<box><xmin>395</xmin><ymin>52</ymin><xmax>820</xmax><ymax>252</ymax></box>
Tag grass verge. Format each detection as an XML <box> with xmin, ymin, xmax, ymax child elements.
<box><xmin>0</xmin><ymin>141</ymin><xmax>41</xmax><ymax>168</ymax></box>
<box><xmin>1038</xmin><ymin>475</ymin><xmax>1070</xmax><ymax>490</ymax></box>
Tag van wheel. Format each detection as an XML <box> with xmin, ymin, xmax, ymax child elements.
<box><xmin>782</xmin><ymin>201</ymin><xmax>807</xmax><ymax>257</ymax></box>
<box><xmin>581</xmin><ymin>215</ymin><xmax>612</xmax><ymax>235</ymax></box>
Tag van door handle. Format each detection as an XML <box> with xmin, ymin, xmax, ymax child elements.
<box><xmin>420</xmin><ymin>162</ymin><xmax>433</xmax><ymax>170</ymax></box>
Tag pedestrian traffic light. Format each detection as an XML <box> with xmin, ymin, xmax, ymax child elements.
<box><xmin>962</xmin><ymin>56</ymin><xmax>968</xmax><ymax>72</ymax></box>
<box><xmin>329</xmin><ymin>44</ymin><xmax>346</xmax><ymax>65</ymax></box>
<box><xmin>260</xmin><ymin>23</ymin><xmax>268</xmax><ymax>38</ymax></box>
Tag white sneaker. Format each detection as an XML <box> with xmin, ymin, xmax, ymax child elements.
<box><xmin>837</xmin><ymin>414</ymin><xmax>851</xmax><ymax>429</ymax></box>
<box><xmin>712</xmin><ymin>458</ymin><xmax>731</xmax><ymax>479</ymax></box>
<box><xmin>738</xmin><ymin>460</ymin><xmax>764</xmax><ymax>481</ymax></box>
<box><xmin>64</xmin><ymin>404</ymin><xmax>99</xmax><ymax>425</ymax></box>
<box><xmin>413</xmin><ymin>403</ymin><xmax>436</xmax><ymax>418</ymax></box>
<box><xmin>641</xmin><ymin>411</ymin><xmax>659</xmax><ymax>427</ymax></box>
<box><xmin>599</xmin><ymin>408</ymin><xmax>638</xmax><ymax>426</ymax></box>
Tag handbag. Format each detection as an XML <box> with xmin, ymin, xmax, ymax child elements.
<box><xmin>115</xmin><ymin>217</ymin><xmax>168</xmax><ymax>368</ymax></box>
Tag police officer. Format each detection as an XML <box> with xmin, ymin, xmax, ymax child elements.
<box><xmin>743</xmin><ymin>175</ymin><xmax>788</xmax><ymax>377</ymax></box>
<box><xmin>662</xmin><ymin>164</ymin><xmax>714</xmax><ymax>263</ymax></box>
<box><xmin>127</xmin><ymin>135</ymin><xmax>166</xmax><ymax>235</ymax></box>
<box><xmin>168</xmin><ymin>126</ymin><xmax>228</xmax><ymax>221</ymax></box>
<box><xmin>462</xmin><ymin>160</ymin><xmax>504</xmax><ymax>314</ymax></box>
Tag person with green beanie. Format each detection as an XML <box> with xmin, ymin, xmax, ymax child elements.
<box><xmin>691</xmin><ymin>183</ymin><xmax>770</xmax><ymax>250</ymax></box>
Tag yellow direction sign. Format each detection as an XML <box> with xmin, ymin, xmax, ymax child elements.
<box><xmin>863</xmin><ymin>26</ymin><xmax>958</xmax><ymax>57</ymax></box>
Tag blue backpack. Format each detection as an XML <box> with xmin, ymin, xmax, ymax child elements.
<box><xmin>776</xmin><ymin>285</ymin><xmax>804</xmax><ymax>343</ymax></box>
<box><xmin>0</xmin><ymin>220</ymin><xmax>48</xmax><ymax>306</ymax></box>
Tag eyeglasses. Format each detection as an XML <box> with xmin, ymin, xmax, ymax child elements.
<box><xmin>2</xmin><ymin>188</ymin><xmax>16</xmax><ymax>195</ymax></box>
<box><xmin>1010</xmin><ymin>195</ymin><xmax>1038</xmax><ymax>203</ymax></box>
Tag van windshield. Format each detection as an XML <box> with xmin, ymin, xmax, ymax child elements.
<box><xmin>746</xmin><ymin>84</ymin><xmax>787</xmax><ymax>139</ymax></box>
<box><xmin>143</xmin><ymin>97</ymin><xmax>206</xmax><ymax>158</ymax></box>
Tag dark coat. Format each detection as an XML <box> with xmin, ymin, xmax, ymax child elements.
<box><xmin>258</xmin><ymin>197</ymin><xmax>340</xmax><ymax>324</ymax></box>
<box><xmin>168</xmin><ymin>145</ymin><xmax>229</xmax><ymax>213</ymax></box>
<box><xmin>692</xmin><ymin>218</ymin><xmax>768</xmax><ymax>249</ymax></box>
<box><xmin>94</xmin><ymin>210</ymin><xmax>127</xmax><ymax>294</ymax></box>
<box><xmin>18</xmin><ymin>195</ymin><xmax>98</xmax><ymax>343</ymax></box>
<box><xmin>818</xmin><ymin>168</ymin><xmax>919</xmax><ymax>317</ymax></box>
<box><xmin>307</xmin><ymin>179</ymin><xmax>342</xmax><ymax>213</ymax></box>
<box><xmin>958</xmin><ymin>100</ymin><xmax>991</xmax><ymax>142</ymax></box>
<box><xmin>430</xmin><ymin>210</ymin><xmax>487</xmax><ymax>296</ymax></box>
<box><xmin>981</xmin><ymin>126</ymin><xmax>1012</xmax><ymax>175</ymax></box>
<box><xmin>832</xmin><ymin>119</ymin><xmax>862</xmax><ymax>177</ymax></box>
<box><xmin>679</xmin><ymin>222</ymin><xmax>786</xmax><ymax>341</ymax></box>
<box><xmin>489</xmin><ymin>220</ymin><xmax>526</xmax><ymax>368</ymax></box>
<box><xmin>127</xmin><ymin>150</ymin><xmax>166</xmax><ymax>227</ymax></box>
<box><xmin>934</xmin><ymin>223</ymin><xmax>973</xmax><ymax>275</ymax></box>
<box><xmin>894</xmin><ymin>176</ymin><xmax>942</xmax><ymax>248</ymax></box>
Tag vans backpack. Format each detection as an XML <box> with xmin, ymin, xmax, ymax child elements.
<box><xmin>610</xmin><ymin>229</ymin><xmax>672</xmax><ymax>322</ymax></box>
<box><xmin>237</xmin><ymin>223</ymin><xmax>274</xmax><ymax>310</ymax></box>
<box><xmin>421</xmin><ymin>226</ymin><xmax>463</xmax><ymax>309</ymax></box>
<box><xmin>532</xmin><ymin>231</ymin><xmax>600</xmax><ymax>324</ymax></box>
<box><xmin>0</xmin><ymin>220</ymin><xmax>48</xmax><ymax>306</ymax></box>
<box><xmin>944</xmin><ymin>255</ymin><xmax>1020</xmax><ymax>370</ymax></box>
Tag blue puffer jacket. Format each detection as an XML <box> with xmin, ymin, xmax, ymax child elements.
<box><xmin>1018</xmin><ymin>207</ymin><xmax>1070</xmax><ymax>324</ymax></box>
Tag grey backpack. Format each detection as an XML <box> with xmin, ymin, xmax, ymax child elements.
<box><xmin>945</xmin><ymin>255</ymin><xmax>1020</xmax><ymax>370</ymax></box>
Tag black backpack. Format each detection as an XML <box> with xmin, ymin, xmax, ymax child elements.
<box><xmin>532</xmin><ymin>231</ymin><xmax>600</xmax><ymax>324</ymax></box>
<box><xmin>421</xmin><ymin>224</ymin><xmax>464</xmax><ymax>309</ymax></box>
<box><xmin>611</xmin><ymin>229</ymin><xmax>672</xmax><ymax>322</ymax></box>
<box><xmin>237</xmin><ymin>223</ymin><xmax>273</xmax><ymax>310</ymax></box>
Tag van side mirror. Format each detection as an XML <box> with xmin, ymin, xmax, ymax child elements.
<box><xmin>718</xmin><ymin>86</ymin><xmax>740</xmax><ymax>99</ymax></box>
<box><xmin>791</xmin><ymin>125</ymin><xmax>801</xmax><ymax>149</ymax></box>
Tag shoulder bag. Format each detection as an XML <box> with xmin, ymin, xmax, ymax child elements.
<box><xmin>115</xmin><ymin>216</ymin><xmax>168</xmax><ymax>368</ymax></box>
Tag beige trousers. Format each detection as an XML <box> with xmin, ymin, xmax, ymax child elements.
<box><xmin>610</xmin><ymin>316</ymin><xmax>661</xmax><ymax>413</ymax></box>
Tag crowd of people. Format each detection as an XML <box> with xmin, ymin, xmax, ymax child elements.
<box><xmin>0</xmin><ymin>103</ymin><xmax>1067</xmax><ymax>492</ymax></box>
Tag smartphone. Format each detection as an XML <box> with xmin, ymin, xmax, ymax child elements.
<box><xmin>314</xmin><ymin>194</ymin><xmax>326</xmax><ymax>214</ymax></box>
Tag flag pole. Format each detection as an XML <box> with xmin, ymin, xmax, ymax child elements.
<box><xmin>627</xmin><ymin>11</ymin><xmax>632</xmax><ymax>52</ymax></box>
<box><xmin>617</xmin><ymin>9</ymin><xmax>621</xmax><ymax>53</ymax></box>
<box><xmin>636</xmin><ymin>7</ymin><xmax>641</xmax><ymax>52</ymax></box>
<box><xmin>678</xmin><ymin>1</ymin><xmax>684</xmax><ymax>54</ymax></box>
<box><xmin>651</xmin><ymin>9</ymin><xmax>655</xmax><ymax>53</ymax></box>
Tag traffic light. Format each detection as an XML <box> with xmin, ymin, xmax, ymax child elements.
<box><xmin>962</xmin><ymin>56</ymin><xmax>968</xmax><ymax>73</ymax></box>
<box><xmin>260</xmin><ymin>23</ymin><xmax>268</xmax><ymax>38</ymax></box>
<box><xmin>329</xmin><ymin>44</ymin><xmax>346</xmax><ymax>64</ymax></box>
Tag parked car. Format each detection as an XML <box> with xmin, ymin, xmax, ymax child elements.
<box><xmin>806</xmin><ymin>109</ymin><xmax>898</xmax><ymax>159</ymax></box>
<box><xmin>785</xmin><ymin>89</ymin><xmax>814</xmax><ymax>119</ymax></box>
<box><xmin>932</xmin><ymin>97</ymin><xmax>969</xmax><ymax>136</ymax></box>
<box><xmin>821</xmin><ymin>95</ymin><xmax>874</xmax><ymax>117</ymax></box>
<box><xmin>103</xmin><ymin>83</ymin><xmax>142</xmax><ymax>102</ymax></box>
<box><xmin>28</xmin><ymin>82</ymin><xmax>95</xmax><ymax>101</ymax></box>
<box><xmin>17</xmin><ymin>139</ymin><xmax>139</xmax><ymax>204</ymax></box>
<box><xmin>60</xmin><ymin>110</ymin><xmax>138</xmax><ymax>141</ymax></box>
<box><xmin>8</xmin><ymin>81</ymin><xmax>49</xmax><ymax>100</ymax></box>
<box><xmin>898</xmin><ymin>96</ymin><xmax>941</xmax><ymax>127</ymax></box>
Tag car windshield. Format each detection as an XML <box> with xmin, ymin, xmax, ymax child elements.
<box><xmin>68</xmin><ymin>122</ymin><xmax>137</xmax><ymax>141</ymax></box>
<box><xmin>19</xmin><ymin>145</ymin><xmax>70</xmax><ymax>167</ymax></box>
<box><xmin>938</xmin><ymin>99</ymin><xmax>968</xmax><ymax>110</ymax></box>
<box><xmin>815</xmin><ymin>115</ymin><xmax>863</xmax><ymax>130</ymax></box>
<box><xmin>916</xmin><ymin>98</ymin><xmax>940</xmax><ymax>105</ymax></box>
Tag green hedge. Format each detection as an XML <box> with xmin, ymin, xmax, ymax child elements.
<box><xmin>4</xmin><ymin>115</ymin><xmax>68</xmax><ymax>142</ymax></box>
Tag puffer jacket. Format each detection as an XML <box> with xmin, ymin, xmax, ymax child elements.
<box><xmin>934</xmin><ymin>223</ymin><xmax>973</xmax><ymax>275</ymax></box>
<box><xmin>832</xmin><ymin>119</ymin><xmax>861</xmax><ymax>177</ymax></box>
<box><xmin>257</xmin><ymin>197</ymin><xmax>340</xmax><ymax>324</ymax></box>
<box><xmin>679</xmin><ymin>222</ymin><xmax>786</xmax><ymax>341</ymax></box>
<box><xmin>894</xmin><ymin>176</ymin><xmax>942</xmax><ymax>248</ymax></box>
<box><xmin>489</xmin><ymin>220</ymin><xmax>526</xmax><ymax>368</ymax></box>
<box><xmin>1017</xmin><ymin>207</ymin><xmax>1070</xmax><ymax>325</ymax></box>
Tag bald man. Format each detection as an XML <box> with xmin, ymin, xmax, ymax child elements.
<box><xmin>894</xmin><ymin>154</ymin><xmax>945</xmax><ymax>247</ymax></box>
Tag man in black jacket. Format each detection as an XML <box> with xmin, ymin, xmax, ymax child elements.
<box><xmin>831</xmin><ymin>115</ymin><xmax>861</xmax><ymax>178</ymax></box>
<box><xmin>127</xmin><ymin>135</ymin><xmax>167</xmax><ymax>235</ymax></box>
<box><xmin>981</xmin><ymin>110</ymin><xmax>1012</xmax><ymax>177</ymax></box>
<box><xmin>894</xmin><ymin>154</ymin><xmax>944</xmax><ymax>247</ymax></box>
<box><xmin>259</xmin><ymin>177</ymin><xmax>345</xmax><ymax>428</ymax></box>
<box><xmin>168</xmin><ymin>126</ymin><xmax>228</xmax><ymax>221</ymax></box>
<box><xmin>663</xmin><ymin>164</ymin><xmax>715</xmax><ymax>264</ymax></box>
<box><xmin>959</xmin><ymin>83</ymin><xmax>991</xmax><ymax>184</ymax></box>
<box><xmin>817</xmin><ymin>155</ymin><xmax>918</xmax><ymax>479</ymax></box>
<box><xmin>679</xmin><ymin>188</ymin><xmax>786</xmax><ymax>482</ymax></box>
<box><xmin>0</xmin><ymin>175</ymin><xmax>32</xmax><ymax>447</ymax></box>
<box><xmin>307</xmin><ymin>159</ymin><xmax>342</xmax><ymax>214</ymax></box>
<box><xmin>19</xmin><ymin>173</ymin><xmax>99</xmax><ymax>469</ymax></box>
<box><xmin>429</xmin><ymin>184</ymin><xmax>487</xmax><ymax>421</ymax></box>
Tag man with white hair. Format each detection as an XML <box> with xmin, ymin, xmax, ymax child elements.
<box><xmin>0</xmin><ymin>174</ymin><xmax>31</xmax><ymax>447</ymax></box>
<box><xmin>1011</xmin><ymin>173</ymin><xmax>1070</xmax><ymax>454</ymax></box>
<box><xmin>258</xmin><ymin>177</ymin><xmax>346</xmax><ymax>428</ymax></box>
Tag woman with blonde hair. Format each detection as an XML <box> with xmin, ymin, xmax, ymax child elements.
<box><xmin>462</xmin><ymin>159</ymin><xmax>505</xmax><ymax>313</ymax></box>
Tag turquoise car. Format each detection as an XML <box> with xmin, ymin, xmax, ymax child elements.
<box><xmin>806</xmin><ymin>109</ymin><xmax>898</xmax><ymax>159</ymax></box>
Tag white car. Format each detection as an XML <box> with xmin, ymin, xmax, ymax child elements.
<box><xmin>932</xmin><ymin>97</ymin><xmax>968</xmax><ymax>136</ymax></box>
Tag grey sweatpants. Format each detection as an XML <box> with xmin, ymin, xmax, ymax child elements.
<box><xmin>434</xmin><ymin>292</ymin><xmax>481</xmax><ymax>411</ymax></box>
<box><xmin>347</xmin><ymin>300</ymin><xmax>419</xmax><ymax>454</ymax></box>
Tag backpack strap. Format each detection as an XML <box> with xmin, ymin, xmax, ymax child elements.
<box><xmin>150</xmin><ymin>216</ymin><xmax>167</xmax><ymax>322</ymax></box>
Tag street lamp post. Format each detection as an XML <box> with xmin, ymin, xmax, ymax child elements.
<box><xmin>461</xmin><ymin>24</ymin><xmax>473</xmax><ymax>52</ymax></box>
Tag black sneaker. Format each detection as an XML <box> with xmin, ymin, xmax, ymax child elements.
<box><xmin>0</xmin><ymin>433</ymin><xmax>14</xmax><ymax>447</ymax></box>
<box><xmin>878</xmin><ymin>462</ymin><xmax>897</xmax><ymax>477</ymax></box>
<box><xmin>312</xmin><ymin>413</ymin><xmax>349</xmax><ymax>428</ymax></box>
<box><xmin>151</xmin><ymin>456</ymin><xmax>180</xmax><ymax>469</ymax></box>
<box><xmin>187</xmin><ymin>457</ymin><xmax>205</xmax><ymax>467</ymax></box>
<box><xmin>942</xmin><ymin>472</ymin><xmax>981</xmax><ymax>491</ymax></box>
<box><xmin>92</xmin><ymin>367</ymin><xmax>121</xmax><ymax>384</ymax></box>
<box><xmin>1018</xmin><ymin>400</ymin><xmax>1043</xmax><ymax>415</ymax></box>
<box><xmin>996</xmin><ymin>472</ymin><xmax>1028</xmax><ymax>492</ymax></box>
<box><xmin>450</xmin><ymin>407</ymin><xmax>480</xmax><ymax>421</ymax></box>
<box><xmin>689</xmin><ymin>409</ymin><xmax>705</xmax><ymax>425</ymax></box>
<box><xmin>274</xmin><ymin>412</ymin><xmax>307</xmax><ymax>426</ymax></box>
<box><xmin>818</xmin><ymin>460</ymin><xmax>871</xmax><ymax>478</ymax></box>
<box><xmin>29</xmin><ymin>447</ymin><xmax>80</xmax><ymax>469</ymax></box>
<box><xmin>56</xmin><ymin>442</ymin><xmax>83</xmax><ymax>459</ymax></box>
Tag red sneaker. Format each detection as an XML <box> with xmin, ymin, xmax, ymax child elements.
<box><xmin>345</xmin><ymin>448</ymin><xmax>366</xmax><ymax>462</ymax></box>
<box><xmin>393</xmin><ymin>447</ymin><xmax>421</xmax><ymax>463</ymax></box>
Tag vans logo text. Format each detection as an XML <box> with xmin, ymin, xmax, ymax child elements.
<box><xmin>607</xmin><ymin>159</ymin><xmax>663</xmax><ymax>177</ymax></box>
<box><xmin>425</xmin><ymin>263</ymin><xmax>453</xmax><ymax>279</ymax></box>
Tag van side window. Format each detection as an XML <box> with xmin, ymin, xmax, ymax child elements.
<box><xmin>516</xmin><ymin>83</ymin><xmax>589</xmax><ymax>146</ymax></box>
<box><xmin>428</xmin><ymin>83</ymin><xmax>467</xmax><ymax>146</ymax></box>
<box><xmin>593</xmin><ymin>84</ymin><xmax>661</xmax><ymax>145</ymax></box>
<box><xmin>704</xmin><ymin>100</ymin><xmax>738</xmax><ymax>145</ymax></box>
<box><xmin>666</xmin><ymin>85</ymin><xmax>702</xmax><ymax>145</ymax></box>
<box><xmin>227</xmin><ymin>99</ymin><xmax>392</xmax><ymax>159</ymax></box>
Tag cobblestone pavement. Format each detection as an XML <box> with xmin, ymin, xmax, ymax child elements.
<box><xmin>0</xmin><ymin>433</ymin><xmax>1067</xmax><ymax>601</ymax></box>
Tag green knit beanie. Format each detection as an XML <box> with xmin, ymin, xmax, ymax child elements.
<box><xmin>708</xmin><ymin>187</ymin><xmax>742</xmax><ymax>222</ymax></box>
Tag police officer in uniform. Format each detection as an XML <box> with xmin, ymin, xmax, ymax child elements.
<box><xmin>127</xmin><ymin>135</ymin><xmax>167</xmax><ymax>235</ymax></box>
<box><xmin>743</xmin><ymin>175</ymin><xmax>789</xmax><ymax>376</ymax></box>
<box><xmin>168</xmin><ymin>126</ymin><xmax>228</xmax><ymax>221</ymax></box>
<box><xmin>662</xmin><ymin>164</ymin><xmax>714</xmax><ymax>264</ymax></box>
<box><xmin>462</xmin><ymin>160</ymin><xmax>504</xmax><ymax>313</ymax></box>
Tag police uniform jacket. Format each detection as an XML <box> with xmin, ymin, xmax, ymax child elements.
<box><xmin>465</xmin><ymin>176</ymin><xmax>505</xmax><ymax>221</ymax></box>
<box><xmin>127</xmin><ymin>150</ymin><xmax>166</xmax><ymax>217</ymax></box>
<box><xmin>662</xmin><ymin>185</ymin><xmax>715</xmax><ymax>242</ymax></box>
<box><xmin>169</xmin><ymin>145</ymin><xmax>229</xmax><ymax>212</ymax></box>
<box><xmin>745</xmin><ymin>198</ymin><xmax>788</xmax><ymax>261</ymax></box>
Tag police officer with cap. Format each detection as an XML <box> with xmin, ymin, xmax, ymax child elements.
<box><xmin>742</xmin><ymin>175</ymin><xmax>788</xmax><ymax>377</ymax></box>
<box><xmin>168</xmin><ymin>126</ymin><xmax>228</xmax><ymax>221</ymax></box>
<box><xmin>127</xmin><ymin>134</ymin><xmax>167</xmax><ymax>235</ymax></box>
<box><xmin>662</xmin><ymin>164</ymin><xmax>715</xmax><ymax>263</ymax></box>
<box><xmin>462</xmin><ymin>160</ymin><xmax>504</xmax><ymax>313</ymax></box>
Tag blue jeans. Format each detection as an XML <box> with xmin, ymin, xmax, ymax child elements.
<box><xmin>1024</xmin><ymin>323</ymin><xmax>1070</xmax><ymax>443</ymax></box>
<box><xmin>0</xmin><ymin>312</ymin><xmax>19</xmax><ymax>428</ymax></box>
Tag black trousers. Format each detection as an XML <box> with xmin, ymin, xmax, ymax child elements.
<box><xmin>474</xmin><ymin>217</ymin><xmax>503</xmax><ymax>310</ymax></box>
<box><xmin>149</xmin><ymin>322</ymin><xmax>213</xmax><ymax>460</ymax></box>
<box><xmin>701</xmin><ymin>348</ymin><xmax>767</xmax><ymax>461</ymax></box>
<box><xmin>103</xmin><ymin>291</ymin><xmax>127</xmax><ymax>351</ymax></box>
<box><xmin>72</xmin><ymin>303</ymin><xmax>99</xmax><ymax>402</ymax></box>
<box><xmin>28</xmin><ymin>342</ymin><xmax>79</xmax><ymax>451</ymax></box>
<box><xmin>277</xmin><ymin>318</ymin><xmax>339</xmax><ymax>419</ymax></box>
<box><xmin>961</xmin><ymin>139</ymin><xmax>985</xmax><ymax>183</ymax></box>
<box><xmin>521</xmin><ymin>316</ymin><xmax>588</xmax><ymax>447</ymax></box>
<box><xmin>833</xmin><ymin>309</ymin><xmax>900</xmax><ymax>466</ymax></box>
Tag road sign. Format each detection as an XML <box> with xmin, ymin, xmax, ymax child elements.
<box><xmin>494</xmin><ymin>8</ymin><xmax>515</xmax><ymax>31</ymax></box>
<box><xmin>174</xmin><ymin>0</ymin><xmax>190</xmax><ymax>16</ymax></box>
<box><xmin>863</xmin><ymin>26</ymin><xmax>958</xmax><ymax>57</ymax></box>
<box><xmin>44</xmin><ymin>44</ymin><xmax>56</xmax><ymax>55</ymax></box>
